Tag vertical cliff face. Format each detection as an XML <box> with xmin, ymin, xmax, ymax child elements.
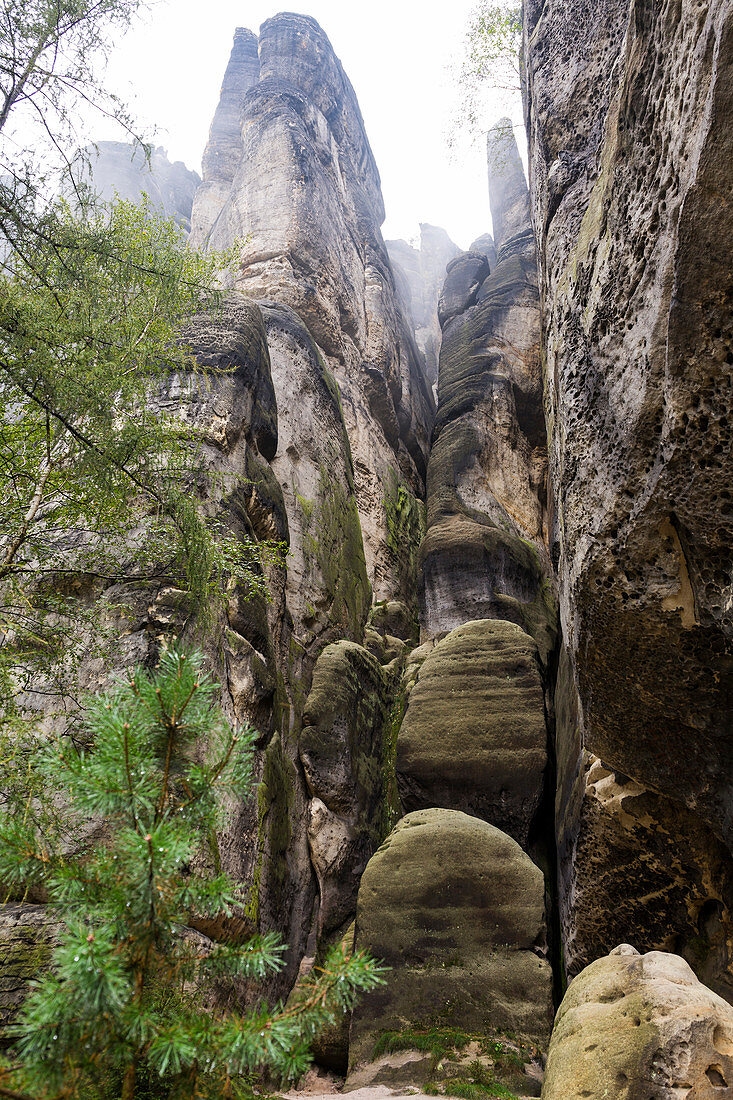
<box><xmin>185</xmin><ymin>13</ymin><xmax>437</xmax><ymax>1008</ymax></box>
<box><xmin>524</xmin><ymin>0</ymin><xmax>733</xmax><ymax>994</ymax></box>
<box><xmin>192</xmin><ymin>15</ymin><xmax>433</xmax><ymax>611</ymax></box>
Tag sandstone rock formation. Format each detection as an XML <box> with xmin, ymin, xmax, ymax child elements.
<box><xmin>6</xmin><ymin>3</ymin><xmax>733</xmax><ymax>1091</ymax></box>
<box><xmin>418</xmin><ymin>120</ymin><xmax>555</xmax><ymax>664</ymax></box>
<box><xmin>524</xmin><ymin>0</ymin><xmax>733</xmax><ymax>836</ymax></box>
<box><xmin>386</xmin><ymin>225</ymin><xmax>461</xmax><ymax>387</ymax></box>
<box><xmin>300</xmin><ymin>640</ymin><xmax>394</xmax><ymax>936</ymax></box>
<box><xmin>524</xmin><ymin>0</ymin><xmax>733</xmax><ymax>1000</ymax></box>
<box><xmin>191</xmin><ymin>14</ymin><xmax>434</xmax><ymax>609</ymax></box>
<box><xmin>396</xmin><ymin>619</ymin><xmax>547</xmax><ymax>849</ymax></box>
<box><xmin>349</xmin><ymin>809</ymin><xmax>554</xmax><ymax>1070</ymax></box>
<box><xmin>77</xmin><ymin>141</ymin><xmax>200</xmax><ymax>229</ymax></box>
<box><xmin>190</xmin><ymin>27</ymin><xmax>260</xmax><ymax>243</ymax></box>
<box><xmin>260</xmin><ymin>299</ymin><xmax>370</xmax><ymax>658</ymax></box>
<box><xmin>542</xmin><ymin>945</ymin><xmax>733</xmax><ymax>1100</ymax></box>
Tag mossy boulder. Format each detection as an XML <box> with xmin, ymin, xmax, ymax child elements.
<box><xmin>348</xmin><ymin>809</ymin><xmax>553</xmax><ymax>1074</ymax></box>
<box><xmin>542</xmin><ymin>945</ymin><xmax>733</xmax><ymax>1100</ymax></box>
<box><xmin>300</xmin><ymin>640</ymin><xmax>395</xmax><ymax>934</ymax></box>
<box><xmin>397</xmin><ymin>619</ymin><xmax>548</xmax><ymax>849</ymax></box>
<box><xmin>368</xmin><ymin>599</ymin><xmax>415</xmax><ymax>644</ymax></box>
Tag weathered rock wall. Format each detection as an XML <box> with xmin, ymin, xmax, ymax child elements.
<box><xmin>418</xmin><ymin>120</ymin><xmax>555</xmax><ymax>662</ymax></box>
<box><xmin>185</xmin><ymin>14</ymin><xmax>436</xmax><ymax>1001</ymax></box>
<box><xmin>524</xmin><ymin>0</ymin><xmax>733</xmax><ymax>996</ymax></box>
<box><xmin>191</xmin><ymin>14</ymin><xmax>434</xmax><ymax>611</ymax></box>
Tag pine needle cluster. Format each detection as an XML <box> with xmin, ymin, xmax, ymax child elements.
<box><xmin>0</xmin><ymin>649</ymin><xmax>385</xmax><ymax>1099</ymax></box>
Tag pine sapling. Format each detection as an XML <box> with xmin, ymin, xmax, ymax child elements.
<box><xmin>0</xmin><ymin>648</ymin><xmax>385</xmax><ymax>1099</ymax></box>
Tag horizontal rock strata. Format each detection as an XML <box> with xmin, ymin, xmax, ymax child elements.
<box><xmin>349</xmin><ymin>809</ymin><xmax>554</xmax><ymax>1071</ymax></box>
<box><xmin>396</xmin><ymin>619</ymin><xmax>547</xmax><ymax>848</ymax></box>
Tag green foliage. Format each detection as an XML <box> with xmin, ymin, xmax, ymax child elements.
<box><xmin>449</xmin><ymin>3</ymin><xmax>522</xmax><ymax>146</ymax></box>
<box><xmin>0</xmin><ymin>649</ymin><xmax>386</xmax><ymax>1099</ymax></box>
<box><xmin>0</xmin><ymin>0</ymin><xmax>147</xmax><ymax>238</ymax></box>
<box><xmin>428</xmin><ymin>1078</ymin><xmax>520</xmax><ymax>1100</ymax></box>
<box><xmin>383</xmin><ymin>469</ymin><xmax>425</xmax><ymax>610</ymax></box>
<box><xmin>0</xmin><ymin>195</ymin><xmax>286</xmax><ymax>740</ymax></box>
<box><xmin>0</xmin><ymin>196</ymin><xmax>226</xmax><ymax>583</ymax></box>
<box><xmin>372</xmin><ymin>1030</ymin><xmax>534</xmax><ymax>1100</ymax></box>
<box><xmin>0</xmin><ymin>1</ymin><xmax>291</xmax><ymax>740</ymax></box>
<box><xmin>302</xmin><ymin>466</ymin><xmax>370</xmax><ymax>638</ymax></box>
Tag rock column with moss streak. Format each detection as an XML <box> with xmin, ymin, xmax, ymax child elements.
<box><xmin>190</xmin><ymin>13</ymin><xmax>435</xmax><ymax>614</ymax></box>
<box><xmin>418</xmin><ymin>119</ymin><xmax>556</xmax><ymax>664</ymax></box>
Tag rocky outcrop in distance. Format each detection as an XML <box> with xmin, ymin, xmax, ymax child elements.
<box><xmin>386</xmin><ymin>225</ymin><xmax>461</xmax><ymax>388</ymax></box>
<box><xmin>78</xmin><ymin>141</ymin><xmax>200</xmax><ymax>229</ymax></box>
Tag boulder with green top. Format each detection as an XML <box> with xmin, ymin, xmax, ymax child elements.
<box><xmin>397</xmin><ymin>619</ymin><xmax>548</xmax><ymax>850</ymax></box>
<box><xmin>542</xmin><ymin>945</ymin><xmax>733</xmax><ymax>1099</ymax></box>
<box><xmin>348</xmin><ymin>809</ymin><xmax>553</xmax><ymax>1075</ymax></box>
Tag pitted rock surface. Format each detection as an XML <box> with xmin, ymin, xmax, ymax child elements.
<box><xmin>524</xmin><ymin>0</ymin><xmax>733</xmax><ymax>844</ymax></box>
<box><xmin>542</xmin><ymin>946</ymin><xmax>733</xmax><ymax>1100</ymax></box>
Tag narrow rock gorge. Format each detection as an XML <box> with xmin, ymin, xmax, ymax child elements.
<box><xmin>3</xmin><ymin>4</ymin><xmax>732</xmax><ymax>1098</ymax></box>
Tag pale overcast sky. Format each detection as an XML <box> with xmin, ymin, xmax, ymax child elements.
<box><xmin>102</xmin><ymin>0</ymin><xmax>525</xmax><ymax>249</ymax></box>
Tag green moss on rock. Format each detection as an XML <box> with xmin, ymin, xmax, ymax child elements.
<box><xmin>0</xmin><ymin>905</ymin><xmax>56</xmax><ymax>1035</ymax></box>
<box><xmin>300</xmin><ymin>640</ymin><xmax>398</xmax><ymax>934</ymax></box>
<box><xmin>349</xmin><ymin>809</ymin><xmax>554</xmax><ymax>1073</ymax></box>
<box><xmin>302</xmin><ymin>467</ymin><xmax>371</xmax><ymax>641</ymax></box>
<box><xmin>397</xmin><ymin>619</ymin><xmax>548</xmax><ymax>849</ymax></box>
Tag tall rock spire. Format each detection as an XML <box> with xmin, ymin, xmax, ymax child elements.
<box><xmin>487</xmin><ymin>117</ymin><xmax>532</xmax><ymax>254</ymax></box>
<box><xmin>190</xmin><ymin>28</ymin><xmax>259</xmax><ymax>245</ymax></box>
<box><xmin>189</xmin><ymin>12</ymin><xmax>434</xmax><ymax>609</ymax></box>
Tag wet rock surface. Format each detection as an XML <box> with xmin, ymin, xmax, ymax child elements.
<box><xmin>524</xmin><ymin>0</ymin><xmax>733</xmax><ymax>842</ymax></box>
